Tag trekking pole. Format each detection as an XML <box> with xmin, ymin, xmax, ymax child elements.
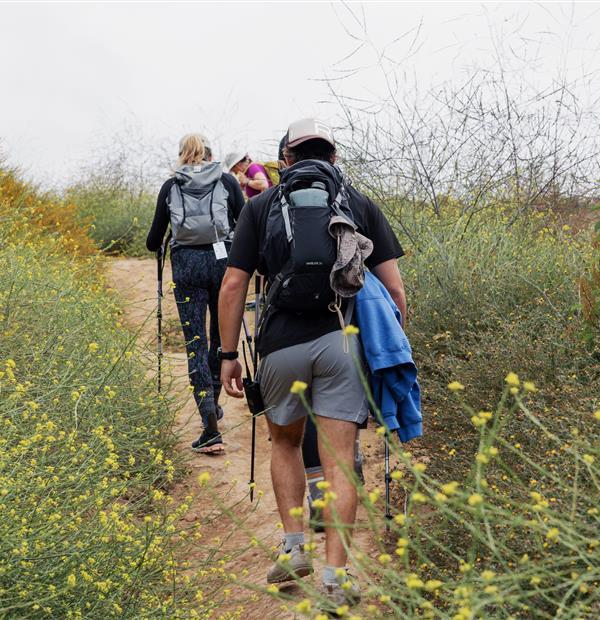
<box><xmin>384</xmin><ymin>433</ymin><xmax>392</xmax><ymax>531</ymax></box>
<box><xmin>241</xmin><ymin>317</ymin><xmax>255</xmax><ymax>366</ymax></box>
<box><xmin>156</xmin><ymin>243</ymin><xmax>165</xmax><ymax>393</ymax></box>
<box><xmin>242</xmin><ymin>341</ymin><xmax>256</xmax><ymax>501</ymax></box>
<box><xmin>248</xmin><ymin>275</ymin><xmax>262</xmax><ymax>502</ymax></box>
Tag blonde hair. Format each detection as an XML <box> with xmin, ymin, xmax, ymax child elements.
<box><xmin>178</xmin><ymin>134</ymin><xmax>206</xmax><ymax>167</ymax></box>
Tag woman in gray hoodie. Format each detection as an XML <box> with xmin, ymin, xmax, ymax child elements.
<box><xmin>146</xmin><ymin>134</ymin><xmax>245</xmax><ymax>453</ymax></box>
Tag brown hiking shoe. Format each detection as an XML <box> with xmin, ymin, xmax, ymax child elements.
<box><xmin>266</xmin><ymin>542</ymin><xmax>314</xmax><ymax>584</ymax></box>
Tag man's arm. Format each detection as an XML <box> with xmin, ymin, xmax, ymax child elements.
<box><xmin>371</xmin><ymin>259</ymin><xmax>407</xmax><ymax>327</ymax></box>
<box><xmin>219</xmin><ymin>266</ymin><xmax>252</xmax><ymax>397</ymax></box>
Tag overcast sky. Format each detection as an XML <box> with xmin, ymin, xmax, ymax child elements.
<box><xmin>1</xmin><ymin>1</ymin><xmax>599</xmax><ymax>189</ymax></box>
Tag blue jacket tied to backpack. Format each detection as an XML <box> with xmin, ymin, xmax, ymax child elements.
<box><xmin>355</xmin><ymin>272</ymin><xmax>422</xmax><ymax>442</ymax></box>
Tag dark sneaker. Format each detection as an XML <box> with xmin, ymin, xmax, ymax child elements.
<box><xmin>308</xmin><ymin>495</ymin><xmax>325</xmax><ymax>533</ymax></box>
<box><xmin>191</xmin><ymin>430</ymin><xmax>224</xmax><ymax>454</ymax></box>
<box><xmin>320</xmin><ymin>571</ymin><xmax>361</xmax><ymax>613</ymax></box>
<box><xmin>267</xmin><ymin>542</ymin><xmax>314</xmax><ymax>584</ymax></box>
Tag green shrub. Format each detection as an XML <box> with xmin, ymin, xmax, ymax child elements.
<box><xmin>0</xmin><ymin>169</ymin><xmax>205</xmax><ymax>618</ymax></box>
<box><xmin>66</xmin><ymin>180</ymin><xmax>155</xmax><ymax>256</ymax></box>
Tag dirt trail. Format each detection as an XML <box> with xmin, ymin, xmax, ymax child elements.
<box><xmin>107</xmin><ymin>257</ymin><xmax>385</xmax><ymax>619</ymax></box>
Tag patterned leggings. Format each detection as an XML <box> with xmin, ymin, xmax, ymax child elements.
<box><xmin>171</xmin><ymin>247</ymin><xmax>226</xmax><ymax>427</ymax></box>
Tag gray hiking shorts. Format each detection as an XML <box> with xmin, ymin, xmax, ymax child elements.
<box><xmin>258</xmin><ymin>330</ymin><xmax>369</xmax><ymax>427</ymax></box>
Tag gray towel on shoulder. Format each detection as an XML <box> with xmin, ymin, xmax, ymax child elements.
<box><xmin>328</xmin><ymin>215</ymin><xmax>373</xmax><ymax>298</ymax></box>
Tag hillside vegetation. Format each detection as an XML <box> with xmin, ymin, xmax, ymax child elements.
<box><xmin>2</xmin><ymin>157</ymin><xmax>599</xmax><ymax>618</ymax></box>
<box><xmin>0</xmin><ymin>168</ymin><xmax>197</xmax><ymax>618</ymax></box>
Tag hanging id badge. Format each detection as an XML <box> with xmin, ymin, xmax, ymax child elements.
<box><xmin>212</xmin><ymin>225</ymin><xmax>227</xmax><ymax>260</ymax></box>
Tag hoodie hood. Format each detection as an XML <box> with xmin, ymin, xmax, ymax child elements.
<box><xmin>174</xmin><ymin>162</ymin><xmax>223</xmax><ymax>189</ymax></box>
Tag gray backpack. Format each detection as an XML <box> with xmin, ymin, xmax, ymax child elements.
<box><xmin>167</xmin><ymin>162</ymin><xmax>232</xmax><ymax>247</ymax></box>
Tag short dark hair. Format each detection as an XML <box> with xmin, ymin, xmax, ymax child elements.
<box><xmin>278</xmin><ymin>134</ymin><xmax>288</xmax><ymax>162</ymax></box>
<box><xmin>285</xmin><ymin>138</ymin><xmax>336</xmax><ymax>164</ymax></box>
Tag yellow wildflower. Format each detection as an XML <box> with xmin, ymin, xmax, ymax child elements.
<box><xmin>471</xmin><ymin>415</ymin><xmax>486</xmax><ymax>427</ymax></box>
<box><xmin>441</xmin><ymin>481</ymin><xmax>459</xmax><ymax>495</ymax></box>
<box><xmin>197</xmin><ymin>471</ymin><xmax>211</xmax><ymax>486</ymax></box>
<box><xmin>88</xmin><ymin>342</ymin><xmax>99</xmax><ymax>353</ymax></box>
<box><xmin>468</xmin><ymin>493</ymin><xmax>483</xmax><ymax>506</ymax></box>
<box><xmin>343</xmin><ymin>324</ymin><xmax>359</xmax><ymax>336</ymax></box>
<box><xmin>505</xmin><ymin>372</ymin><xmax>520</xmax><ymax>387</ymax></box>
<box><xmin>425</xmin><ymin>579</ymin><xmax>443</xmax><ymax>592</ymax></box>
<box><xmin>290</xmin><ymin>380</ymin><xmax>308</xmax><ymax>394</ymax></box>
<box><xmin>405</xmin><ymin>573</ymin><xmax>424</xmax><ymax>589</ymax></box>
<box><xmin>448</xmin><ymin>381</ymin><xmax>465</xmax><ymax>391</ymax></box>
<box><xmin>295</xmin><ymin>599</ymin><xmax>311</xmax><ymax>613</ymax></box>
<box><xmin>378</xmin><ymin>553</ymin><xmax>392</xmax><ymax>565</ymax></box>
<box><xmin>546</xmin><ymin>527</ymin><xmax>559</xmax><ymax>542</ymax></box>
<box><xmin>288</xmin><ymin>506</ymin><xmax>303</xmax><ymax>519</ymax></box>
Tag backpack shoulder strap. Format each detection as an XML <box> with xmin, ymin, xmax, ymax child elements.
<box><xmin>278</xmin><ymin>187</ymin><xmax>293</xmax><ymax>242</ymax></box>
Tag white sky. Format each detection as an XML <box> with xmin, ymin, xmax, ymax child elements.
<box><xmin>1</xmin><ymin>1</ymin><xmax>599</xmax><ymax>189</ymax></box>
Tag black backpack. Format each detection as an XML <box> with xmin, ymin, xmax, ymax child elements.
<box><xmin>261</xmin><ymin>160</ymin><xmax>354</xmax><ymax>313</ymax></box>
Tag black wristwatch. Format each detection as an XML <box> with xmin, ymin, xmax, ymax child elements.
<box><xmin>217</xmin><ymin>347</ymin><xmax>238</xmax><ymax>361</ymax></box>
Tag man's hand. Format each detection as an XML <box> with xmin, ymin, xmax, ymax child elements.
<box><xmin>219</xmin><ymin>267</ymin><xmax>251</xmax><ymax>397</ymax></box>
<box><xmin>221</xmin><ymin>359</ymin><xmax>244</xmax><ymax>398</ymax></box>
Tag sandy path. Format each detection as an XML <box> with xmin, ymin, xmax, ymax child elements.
<box><xmin>106</xmin><ymin>257</ymin><xmax>386</xmax><ymax>618</ymax></box>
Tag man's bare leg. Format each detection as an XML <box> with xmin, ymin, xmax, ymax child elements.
<box><xmin>267</xmin><ymin>416</ymin><xmax>307</xmax><ymax>532</ymax></box>
<box><xmin>316</xmin><ymin>415</ymin><xmax>359</xmax><ymax>566</ymax></box>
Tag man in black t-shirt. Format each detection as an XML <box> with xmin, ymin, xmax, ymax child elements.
<box><xmin>218</xmin><ymin>118</ymin><xmax>406</xmax><ymax>607</ymax></box>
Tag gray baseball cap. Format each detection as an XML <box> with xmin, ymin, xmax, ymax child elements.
<box><xmin>287</xmin><ymin>118</ymin><xmax>335</xmax><ymax>148</ymax></box>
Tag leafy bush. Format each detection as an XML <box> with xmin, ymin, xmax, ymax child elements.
<box><xmin>250</xmin><ymin>201</ymin><xmax>598</xmax><ymax>618</ymax></box>
<box><xmin>0</xmin><ymin>167</ymin><xmax>204</xmax><ymax>618</ymax></box>
<box><xmin>66</xmin><ymin>179</ymin><xmax>155</xmax><ymax>256</ymax></box>
<box><xmin>240</xmin><ymin>378</ymin><xmax>599</xmax><ymax>619</ymax></box>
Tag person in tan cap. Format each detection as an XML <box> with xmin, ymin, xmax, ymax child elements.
<box><xmin>218</xmin><ymin>118</ymin><xmax>406</xmax><ymax>610</ymax></box>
